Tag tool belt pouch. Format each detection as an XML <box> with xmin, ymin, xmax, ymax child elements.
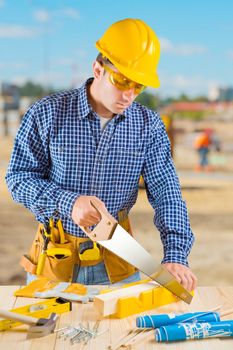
<box><xmin>103</xmin><ymin>242</ymin><xmax>137</xmax><ymax>284</ymax></box>
<box><xmin>20</xmin><ymin>224</ymin><xmax>75</xmax><ymax>282</ymax></box>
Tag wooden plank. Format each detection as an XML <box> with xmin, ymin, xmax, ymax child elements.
<box><xmin>0</xmin><ymin>286</ymin><xmax>20</xmax><ymax>345</ymax></box>
<box><xmin>0</xmin><ymin>285</ymin><xmax>20</xmax><ymax>309</ymax></box>
<box><xmin>0</xmin><ymin>286</ymin><xmax>233</xmax><ymax>349</ymax></box>
<box><xmin>55</xmin><ymin>301</ymin><xmax>111</xmax><ymax>350</ymax></box>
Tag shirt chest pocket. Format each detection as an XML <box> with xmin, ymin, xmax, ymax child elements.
<box><xmin>111</xmin><ymin>147</ymin><xmax>144</xmax><ymax>190</ymax></box>
<box><xmin>50</xmin><ymin>144</ymin><xmax>82</xmax><ymax>168</ymax></box>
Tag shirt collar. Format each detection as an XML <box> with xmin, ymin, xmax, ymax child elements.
<box><xmin>77</xmin><ymin>78</ymin><xmax>128</xmax><ymax>122</ymax></box>
<box><xmin>77</xmin><ymin>78</ymin><xmax>93</xmax><ymax>119</ymax></box>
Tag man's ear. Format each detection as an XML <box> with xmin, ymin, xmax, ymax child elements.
<box><xmin>92</xmin><ymin>61</ymin><xmax>104</xmax><ymax>80</ymax></box>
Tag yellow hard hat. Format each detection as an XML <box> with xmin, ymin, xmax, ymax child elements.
<box><xmin>95</xmin><ymin>18</ymin><xmax>160</xmax><ymax>88</ymax></box>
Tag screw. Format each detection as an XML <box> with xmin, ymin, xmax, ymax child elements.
<box><xmin>64</xmin><ymin>327</ymin><xmax>78</xmax><ymax>340</ymax></box>
<box><xmin>58</xmin><ymin>327</ymin><xmax>74</xmax><ymax>338</ymax></box>
<box><xmin>54</xmin><ymin>326</ymin><xmax>69</xmax><ymax>333</ymax></box>
<box><xmin>70</xmin><ymin>329</ymin><xmax>84</xmax><ymax>343</ymax></box>
<box><xmin>71</xmin><ymin>331</ymin><xmax>90</xmax><ymax>344</ymax></box>
<box><xmin>96</xmin><ymin>328</ymin><xmax>109</xmax><ymax>337</ymax></box>
<box><xmin>93</xmin><ymin>319</ymin><xmax>101</xmax><ymax>333</ymax></box>
<box><xmin>80</xmin><ymin>325</ymin><xmax>96</xmax><ymax>337</ymax></box>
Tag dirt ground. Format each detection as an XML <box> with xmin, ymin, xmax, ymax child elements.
<box><xmin>0</xmin><ymin>118</ymin><xmax>233</xmax><ymax>286</ymax></box>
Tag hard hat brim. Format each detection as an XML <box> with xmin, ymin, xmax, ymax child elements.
<box><xmin>96</xmin><ymin>42</ymin><xmax>160</xmax><ymax>88</ymax></box>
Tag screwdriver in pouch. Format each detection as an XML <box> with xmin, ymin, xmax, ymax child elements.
<box><xmin>36</xmin><ymin>221</ymin><xmax>51</xmax><ymax>275</ymax></box>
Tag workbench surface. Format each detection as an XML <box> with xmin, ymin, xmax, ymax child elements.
<box><xmin>0</xmin><ymin>286</ymin><xmax>233</xmax><ymax>349</ymax></box>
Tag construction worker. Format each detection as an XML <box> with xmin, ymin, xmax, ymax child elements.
<box><xmin>6</xmin><ymin>18</ymin><xmax>197</xmax><ymax>291</ymax></box>
<box><xmin>194</xmin><ymin>128</ymin><xmax>220</xmax><ymax>171</ymax></box>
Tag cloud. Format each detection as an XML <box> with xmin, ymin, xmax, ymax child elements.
<box><xmin>62</xmin><ymin>8</ymin><xmax>80</xmax><ymax>20</ymax></box>
<box><xmin>51</xmin><ymin>51</ymin><xmax>87</xmax><ymax>68</ymax></box>
<box><xmin>227</xmin><ymin>50</ymin><xmax>233</xmax><ymax>59</ymax></box>
<box><xmin>76</xmin><ymin>50</ymin><xmax>87</xmax><ymax>58</ymax></box>
<box><xmin>10</xmin><ymin>69</ymin><xmax>87</xmax><ymax>89</ymax></box>
<box><xmin>0</xmin><ymin>62</ymin><xmax>28</xmax><ymax>69</ymax></box>
<box><xmin>33</xmin><ymin>7</ymin><xmax>80</xmax><ymax>23</ymax></box>
<box><xmin>53</xmin><ymin>58</ymin><xmax>75</xmax><ymax>66</ymax></box>
<box><xmin>33</xmin><ymin>9</ymin><xmax>50</xmax><ymax>23</ymax></box>
<box><xmin>158</xmin><ymin>72</ymin><xmax>218</xmax><ymax>97</ymax></box>
<box><xmin>0</xmin><ymin>25</ymin><xmax>39</xmax><ymax>38</ymax></box>
<box><xmin>160</xmin><ymin>37</ymin><xmax>207</xmax><ymax>56</ymax></box>
<box><xmin>11</xmin><ymin>75</ymin><xmax>30</xmax><ymax>86</ymax></box>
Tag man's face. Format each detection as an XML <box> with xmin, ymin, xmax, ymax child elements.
<box><xmin>92</xmin><ymin>61</ymin><xmax>144</xmax><ymax>116</ymax></box>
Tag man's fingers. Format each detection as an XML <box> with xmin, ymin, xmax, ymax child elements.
<box><xmin>78</xmin><ymin>213</ymin><xmax>101</xmax><ymax>227</ymax></box>
<box><xmin>90</xmin><ymin>196</ymin><xmax>107</xmax><ymax>210</ymax></box>
<box><xmin>183</xmin><ymin>274</ymin><xmax>192</xmax><ymax>291</ymax></box>
<box><xmin>162</xmin><ymin>263</ymin><xmax>197</xmax><ymax>292</ymax></box>
<box><xmin>173</xmin><ymin>273</ymin><xmax>190</xmax><ymax>291</ymax></box>
<box><xmin>190</xmin><ymin>273</ymin><xmax>198</xmax><ymax>290</ymax></box>
<box><xmin>172</xmin><ymin>273</ymin><xmax>182</xmax><ymax>284</ymax></box>
<box><xmin>88</xmin><ymin>208</ymin><xmax>101</xmax><ymax>220</ymax></box>
<box><xmin>72</xmin><ymin>195</ymin><xmax>108</xmax><ymax>227</ymax></box>
<box><xmin>89</xmin><ymin>196</ymin><xmax>107</xmax><ymax>218</ymax></box>
<box><xmin>176</xmin><ymin>272</ymin><xmax>196</xmax><ymax>292</ymax></box>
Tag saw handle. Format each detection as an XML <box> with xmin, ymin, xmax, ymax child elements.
<box><xmin>79</xmin><ymin>198</ymin><xmax>117</xmax><ymax>241</ymax></box>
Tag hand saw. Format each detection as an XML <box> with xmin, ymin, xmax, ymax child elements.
<box><xmin>79</xmin><ymin>199</ymin><xmax>193</xmax><ymax>304</ymax></box>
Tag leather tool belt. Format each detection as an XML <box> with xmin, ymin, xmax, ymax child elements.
<box><xmin>20</xmin><ymin>211</ymin><xmax>137</xmax><ymax>283</ymax></box>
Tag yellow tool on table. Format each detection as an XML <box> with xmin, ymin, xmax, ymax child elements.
<box><xmin>114</xmin><ymin>283</ymin><xmax>180</xmax><ymax>318</ymax></box>
<box><xmin>14</xmin><ymin>278</ymin><xmax>100</xmax><ymax>302</ymax></box>
<box><xmin>95</xmin><ymin>279</ymin><xmax>194</xmax><ymax>319</ymax></box>
<box><xmin>0</xmin><ymin>297</ymin><xmax>71</xmax><ymax>331</ymax></box>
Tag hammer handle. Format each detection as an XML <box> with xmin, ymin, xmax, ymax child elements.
<box><xmin>0</xmin><ymin>308</ymin><xmax>38</xmax><ymax>325</ymax></box>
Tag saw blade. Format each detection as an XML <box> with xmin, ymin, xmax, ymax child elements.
<box><xmin>98</xmin><ymin>224</ymin><xmax>193</xmax><ymax>304</ymax></box>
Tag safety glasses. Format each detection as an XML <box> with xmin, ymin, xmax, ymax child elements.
<box><xmin>102</xmin><ymin>63</ymin><xmax>146</xmax><ymax>94</ymax></box>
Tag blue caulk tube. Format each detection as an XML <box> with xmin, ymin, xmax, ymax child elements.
<box><xmin>155</xmin><ymin>320</ymin><xmax>233</xmax><ymax>342</ymax></box>
<box><xmin>136</xmin><ymin>311</ymin><xmax>220</xmax><ymax>328</ymax></box>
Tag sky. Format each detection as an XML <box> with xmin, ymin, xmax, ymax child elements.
<box><xmin>0</xmin><ymin>0</ymin><xmax>233</xmax><ymax>98</ymax></box>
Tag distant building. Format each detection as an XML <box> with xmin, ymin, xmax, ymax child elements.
<box><xmin>162</xmin><ymin>101</ymin><xmax>211</xmax><ymax>113</ymax></box>
<box><xmin>208</xmin><ymin>86</ymin><xmax>220</xmax><ymax>101</ymax></box>
<box><xmin>218</xmin><ymin>87</ymin><xmax>233</xmax><ymax>102</ymax></box>
<box><xmin>208</xmin><ymin>86</ymin><xmax>233</xmax><ymax>102</ymax></box>
<box><xmin>161</xmin><ymin>101</ymin><xmax>233</xmax><ymax>121</ymax></box>
<box><xmin>1</xmin><ymin>82</ymin><xmax>20</xmax><ymax>110</ymax></box>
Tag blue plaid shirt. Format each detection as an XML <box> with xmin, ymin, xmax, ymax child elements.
<box><xmin>6</xmin><ymin>79</ymin><xmax>194</xmax><ymax>266</ymax></box>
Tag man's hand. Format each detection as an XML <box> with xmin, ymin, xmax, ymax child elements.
<box><xmin>71</xmin><ymin>195</ymin><xmax>106</xmax><ymax>227</ymax></box>
<box><xmin>162</xmin><ymin>263</ymin><xmax>197</xmax><ymax>292</ymax></box>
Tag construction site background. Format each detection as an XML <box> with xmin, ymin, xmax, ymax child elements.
<box><xmin>0</xmin><ymin>99</ymin><xmax>233</xmax><ymax>286</ymax></box>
